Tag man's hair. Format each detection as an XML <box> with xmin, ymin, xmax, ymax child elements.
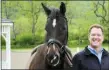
<box><xmin>89</xmin><ymin>24</ymin><xmax>104</xmax><ymax>33</ymax></box>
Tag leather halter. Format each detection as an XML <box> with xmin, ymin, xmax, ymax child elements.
<box><xmin>47</xmin><ymin>39</ymin><xmax>65</xmax><ymax>54</ymax></box>
<box><xmin>46</xmin><ymin>39</ymin><xmax>73</xmax><ymax>67</ymax></box>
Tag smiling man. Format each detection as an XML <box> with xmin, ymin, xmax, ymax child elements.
<box><xmin>72</xmin><ymin>24</ymin><xmax>109</xmax><ymax>70</ymax></box>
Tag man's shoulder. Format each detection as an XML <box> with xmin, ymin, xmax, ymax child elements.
<box><xmin>103</xmin><ymin>49</ymin><xmax>109</xmax><ymax>57</ymax></box>
<box><xmin>74</xmin><ymin>50</ymin><xmax>85</xmax><ymax>57</ymax></box>
<box><xmin>72</xmin><ymin>46</ymin><xmax>89</xmax><ymax>60</ymax></box>
<box><xmin>72</xmin><ymin>50</ymin><xmax>86</xmax><ymax>61</ymax></box>
<box><xmin>72</xmin><ymin>50</ymin><xmax>85</xmax><ymax>63</ymax></box>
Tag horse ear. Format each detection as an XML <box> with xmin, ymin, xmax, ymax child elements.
<box><xmin>60</xmin><ymin>2</ymin><xmax>66</xmax><ymax>16</ymax></box>
<box><xmin>41</xmin><ymin>3</ymin><xmax>51</xmax><ymax>16</ymax></box>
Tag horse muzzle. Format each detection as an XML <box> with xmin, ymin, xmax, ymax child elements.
<box><xmin>46</xmin><ymin>53</ymin><xmax>60</xmax><ymax>66</ymax></box>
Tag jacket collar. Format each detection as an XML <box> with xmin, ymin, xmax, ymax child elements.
<box><xmin>84</xmin><ymin>46</ymin><xmax>109</xmax><ymax>56</ymax></box>
<box><xmin>84</xmin><ymin>46</ymin><xmax>92</xmax><ymax>56</ymax></box>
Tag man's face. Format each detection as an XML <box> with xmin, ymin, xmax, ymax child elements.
<box><xmin>89</xmin><ymin>28</ymin><xmax>104</xmax><ymax>48</ymax></box>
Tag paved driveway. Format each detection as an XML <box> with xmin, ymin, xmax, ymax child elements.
<box><xmin>2</xmin><ymin>50</ymin><xmax>31</xmax><ymax>69</ymax></box>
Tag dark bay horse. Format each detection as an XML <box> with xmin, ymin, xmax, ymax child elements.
<box><xmin>27</xmin><ymin>2</ymin><xmax>73</xmax><ymax>70</ymax></box>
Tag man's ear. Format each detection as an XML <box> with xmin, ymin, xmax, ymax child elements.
<box><xmin>41</xmin><ymin>3</ymin><xmax>51</xmax><ymax>16</ymax></box>
<box><xmin>60</xmin><ymin>2</ymin><xmax>66</xmax><ymax>16</ymax></box>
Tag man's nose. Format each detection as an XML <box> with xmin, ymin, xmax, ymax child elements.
<box><xmin>92</xmin><ymin>35</ymin><xmax>99</xmax><ymax>39</ymax></box>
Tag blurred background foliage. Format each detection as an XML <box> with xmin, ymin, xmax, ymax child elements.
<box><xmin>1</xmin><ymin>1</ymin><xmax>109</xmax><ymax>49</ymax></box>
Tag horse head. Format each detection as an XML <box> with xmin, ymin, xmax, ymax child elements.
<box><xmin>42</xmin><ymin>2</ymin><xmax>68</xmax><ymax>68</ymax></box>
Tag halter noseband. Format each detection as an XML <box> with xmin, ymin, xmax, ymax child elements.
<box><xmin>47</xmin><ymin>39</ymin><xmax>65</xmax><ymax>54</ymax></box>
<box><xmin>47</xmin><ymin>39</ymin><xmax>73</xmax><ymax>67</ymax></box>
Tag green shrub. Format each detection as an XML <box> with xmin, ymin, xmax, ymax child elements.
<box><xmin>14</xmin><ymin>33</ymin><xmax>44</xmax><ymax>48</ymax></box>
<box><xmin>11</xmin><ymin>44</ymin><xmax>36</xmax><ymax>49</ymax></box>
<box><xmin>16</xmin><ymin>33</ymin><xmax>35</xmax><ymax>45</ymax></box>
<box><xmin>81</xmin><ymin>40</ymin><xmax>89</xmax><ymax>44</ymax></box>
<box><xmin>68</xmin><ymin>39</ymin><xmax>89</xmax><ymax>48</ymax></box>
<box><xmin>1</xmin><ymin>36</ymin><xmax>6</xmax><ymax>45</ymax></box>
<box><xmin>68</xmin><ymin>40</ymin><xmax>78</xmax><ymax>47</ymax></box>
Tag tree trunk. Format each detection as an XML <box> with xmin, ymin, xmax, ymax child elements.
<box><xmin>31</xmin><ymin>1</ymin><xmax>35</xmax><ymax>37</ymax></box>
<box><xmin>4</xmin><ymin>1</ymin><xmax>9</xmax><ymax>19</ymax></box>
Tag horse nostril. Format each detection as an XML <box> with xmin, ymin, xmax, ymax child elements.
<box><xmin>46</xmin><ymin>53</ymin><xmax>54</xmax><ymax>60</ymax></box>
<box><xmin>51</xmin><ymin>55</ymin><xmax>57</xmax><ymax>63</ymax></box>
<box><xmin>46</xmin><ymin>53</ymin><xmax>60</xmax><ymax>66</ymax></box>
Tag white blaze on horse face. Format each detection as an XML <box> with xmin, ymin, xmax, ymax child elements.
<box><xmin>47</xmin><ymin>46</ymin><xmax>50</xmax><ymax>54</ymax></box>
<box><xmin>52</xmin><ymin>19</ymin><xmax>56</xmax><ymax>28</ymax></box>
<box><xmin>53</xmin><ymin>44</ymin><xmax>55</xmax><ymax>51</ymax></box>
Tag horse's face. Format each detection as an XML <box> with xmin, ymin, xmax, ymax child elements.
<box><xmin>42</xmin><ymin>2</ymin><xmax>68</xmax><ymax>45</ymax></box>
<box><xmin>42</xmin><ymin>2</ymin><xmax>67</xmax><ymax>67</ymax></box>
